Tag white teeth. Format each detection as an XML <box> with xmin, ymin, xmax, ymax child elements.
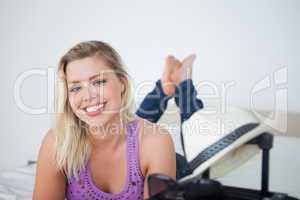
<box><xmin>85</xmin><ymin>103</ymin><xmax>105</xmax><ymax>113</ymax></box>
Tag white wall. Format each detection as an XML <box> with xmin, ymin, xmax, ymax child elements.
<box><xmin>0</xmin><ymin>0</ymin><xmax>299</xmax><ymax>171</ymax></box>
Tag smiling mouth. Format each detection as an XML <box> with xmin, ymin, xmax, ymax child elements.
<box><xmin>83</xmin><ymin>102</ymin><xmax>107</xmax><ymax>116</ymax></box>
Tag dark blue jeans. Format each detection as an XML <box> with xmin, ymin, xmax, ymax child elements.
<box><xmin>135</xmin><ymin>79</ymin><xmax>203</xmax><ymax>179</ymax></box>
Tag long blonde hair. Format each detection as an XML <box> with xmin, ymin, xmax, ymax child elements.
<box><xmin>54</xmin><ymin>41</ymin><xmax>135</xmax><ymax>179</ymax></box>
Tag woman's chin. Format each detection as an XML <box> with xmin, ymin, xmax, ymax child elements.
<box><xmin>83</xmin><ymin>113</ymin><xmax>120</xmax><ymax>129</ymax></box>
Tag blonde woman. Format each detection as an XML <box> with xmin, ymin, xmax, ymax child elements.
<box><xmin>33</xmin><ymin>40</ymin><xmax>200</xmax><ymax>199</ymax></box>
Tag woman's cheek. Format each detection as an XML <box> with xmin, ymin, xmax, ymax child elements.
<box><xmin>68</xmin><ymin>95</ymin><xmax>81</xmax><ymax>114</ymax></box>
<box><xmin>103</xmin><ymin>88</ymin><xmax>121</xmax><ymax>112</ymax></box>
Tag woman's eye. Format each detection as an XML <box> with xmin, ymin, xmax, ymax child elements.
<box><xmin>70</xmin><ymin>86</ymin><xmax>81</xmax><ymax>92</ymax></box>
<box><xmin>93</xmin><ymin>79</ymin><xmax>107</xmax><ymax>86</ymax></box>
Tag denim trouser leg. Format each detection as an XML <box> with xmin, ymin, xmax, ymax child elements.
<box><xmin>136</xmin><ymin>79</ymin><xmax>204</xmax><ymax>179</ymax></box>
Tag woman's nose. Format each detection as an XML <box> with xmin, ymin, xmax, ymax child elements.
<box><xmin>82</xmin><ymin>86</ymin><xmax>97</xmax><ymax>102</ymax></box>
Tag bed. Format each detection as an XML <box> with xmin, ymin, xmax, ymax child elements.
<box><xmin>0</xmin><ymin>163</ymin><xmax>36</xmax><ymax>200</ymax></box>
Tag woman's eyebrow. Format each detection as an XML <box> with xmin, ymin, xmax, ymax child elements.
<box><xmin>89</xmin><ymin>74</ymin><xmax>101</xmax><ymax>80</ymax></box>
<box><xmin>68</xmin><ymin>73</ymin><xmax>107</xmax><ymax>84</ymax></box>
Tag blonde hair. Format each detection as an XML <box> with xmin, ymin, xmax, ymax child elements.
<box><xmin>54</xmin><ymin>41</ymin><xmax>135</xmax><ymax>179</ymax></box>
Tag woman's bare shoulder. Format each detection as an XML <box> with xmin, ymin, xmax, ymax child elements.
<box><xmin>36</xmin><ymin>128</ymin><xmax>63</xmax><ymax>174</ymax></box>
<box><xmin>136</xmin><ymin>117</ymin><xmax>172</xmax><ymax>142</ymax></box>
<box><xmin>42</xmin><ymin>129</ymin><xmax>56</xmax><ymax>147</ymax></box>
<box><xmin>33</xmin><ymin>129</ymin><xmax>66</xmax><ymax>199</ymax></box>
<box><xmin>38</xmin><ymin>129</ymin><xmax>58</xmax><ymax>161</ymax></box>
<box><xmin>136</xmin><ymin>118</ymin><xmax>175</xmax><ymax>161</ymax></box>
<box><xmin>136</xmin><ymin>117</ymin><xmax>176</xmax><ymax>180</ymax></box>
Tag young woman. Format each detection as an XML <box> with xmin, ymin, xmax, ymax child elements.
<box><xmin>33</xmin><ymin>40</ymin><xmax>201</xmax><ymax>200</ymax></box>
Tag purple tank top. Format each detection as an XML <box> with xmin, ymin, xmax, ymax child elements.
<box><xmin>66</xmin><ymin>119</ymin><xmax>144</xmax><ymax>200</ymax></box>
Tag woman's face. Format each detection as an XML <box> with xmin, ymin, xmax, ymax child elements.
<box><xmin>66</xmin><ymin>56</ymin><xmax>125</xmax><ymax>130</ymax></box>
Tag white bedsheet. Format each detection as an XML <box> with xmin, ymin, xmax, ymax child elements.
<box><xmin>0</xmin><ymin>164</ymin><xmax>36</xmax><ymax>200</ymax></box>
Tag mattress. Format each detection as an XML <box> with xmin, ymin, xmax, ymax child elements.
<box><xmin>0</xmin><ymin>164</ymin><xmax>36</xmax><ymax>200</ymax></box>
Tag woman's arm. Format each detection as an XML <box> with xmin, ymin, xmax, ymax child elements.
<box><xmin>139</xmin><ymin>119</ymin><xmax>176</xmax><ymax>199</ymax></box>
<box><xmin>33</xmin><ymin>129</ymin><xmax>66</xmax><ymax>200</ymax></box>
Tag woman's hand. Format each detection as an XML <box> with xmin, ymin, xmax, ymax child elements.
<box><xmin>161</xmin><ymin>54</ymin><xmax>196</xmax><ymax>96</ymax></box>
